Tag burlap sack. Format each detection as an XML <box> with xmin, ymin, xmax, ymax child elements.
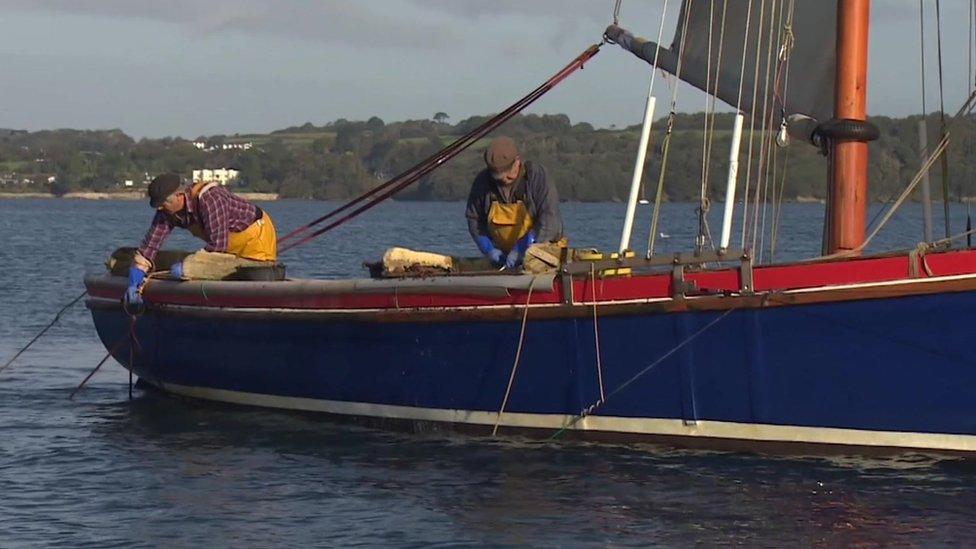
<box><xmin>523</xmin><ymin>242</ymin><xmax>564</xmax><ymax>274</ymax></box>
<box><xmin>180</xmin><ymin>250</ymin><xmax>273</xmax><ymax>280</ymax></box>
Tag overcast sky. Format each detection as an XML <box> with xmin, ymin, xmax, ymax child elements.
<box><xmin>0</xmin><ymin>1</ymin><xmax>972</xmax><ymax>138</ymax></box>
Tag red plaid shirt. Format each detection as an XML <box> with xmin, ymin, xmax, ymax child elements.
<box><xmin>138</xmin><ymin>186</ymin><xmax>259</xmax><ymax>262</ymax></box>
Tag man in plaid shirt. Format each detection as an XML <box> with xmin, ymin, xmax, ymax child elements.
<box><xmin>125</xmin><ymin>173</ymin><xmax>277</xmax><ymax>306</ymax></box>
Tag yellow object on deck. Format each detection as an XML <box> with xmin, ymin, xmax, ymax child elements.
<box><xmin>575</xmin><ymin>249</ymin><xmax>635</xmax><ymax>277</ymax></box>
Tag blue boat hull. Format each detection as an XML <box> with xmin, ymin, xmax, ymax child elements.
<box><xmin>88</xmin><ymin>286</ymin><xmax>976</xmax><ymax>453</ymax></box>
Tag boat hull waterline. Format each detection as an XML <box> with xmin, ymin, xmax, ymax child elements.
<box><xmin>85</xmin><ymin>253</ymin><xmax>976</xmax><ymax>455</ymax></box>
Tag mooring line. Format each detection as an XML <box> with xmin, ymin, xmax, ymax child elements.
<box><xmin>70</xmin><ymin>315</ymin><xmax>141</xmax><ymax>400</ymax></box>
<box><xmin>549</xmin><ymin>307</ymin><xmax>737</xmax><ymax>440</ymax></box>
<box><xmin>491</xmin><ymin>277</ymin><xmax>538</xmax><ymax>437</ymax></box>
<box><xmin>0</xmin><ymin>290</ymin><xmax>88</xmax><ymax>375</ymax></box>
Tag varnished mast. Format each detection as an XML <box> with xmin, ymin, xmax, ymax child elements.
<box><xmin>827</xmin><ymin>0</ymin><xmax>872</xmax><ymax>254</ymax></box>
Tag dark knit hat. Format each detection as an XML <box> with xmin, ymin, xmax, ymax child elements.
<box><xmin>148</xmin><ymin>173</ymin><xmax>181</xmax><ymax>207</ymax></box>
<box><xmin>484</xmin><ymin>137</ymin><xmax>519</xmax><ymax>172</ymax></box>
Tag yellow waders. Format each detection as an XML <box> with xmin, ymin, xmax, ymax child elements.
<box><xmin>187</xmin><ymin>182</ymin><xmax>278</xmax><ymax>261</ymax></box>
<box><xmin>225</xmin><ymin>210</ymin><xmax>277</xmax><ymax>261</ymax></box>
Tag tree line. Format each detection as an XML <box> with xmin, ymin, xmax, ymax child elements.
<box><xmin>0</xmin><ymin>112</ymin><xmax>973</xmax><ymax>202</ymax></box>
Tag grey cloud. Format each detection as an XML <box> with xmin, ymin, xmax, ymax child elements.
<box><xmin>0</xmin><ymin>0</ymin><xmax>462</xmax><ymax>49</ymax></box>
<box><xmin>406</xmin><ymin>0</ymin><xmax>607</xmax><ymax>23</ymax></box>
<box><xmin>0</xmin><ymin>0</ymin><xmax>619</xmax><ymax>53</ymax></box>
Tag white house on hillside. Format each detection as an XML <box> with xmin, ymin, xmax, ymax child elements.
<box><xmin>191</xmin><ymin>141</ymin><xmax>253</xmax><ymax>151</ymax></box>
<box><xmin>192</xmin><ymin>168</ymin><xmax>240</xmax><ymax>186</ymax></box>
<box><xmin>221</xmin><ymin>142</ymin><xmax>252</xmax><ymax>150</ymax></box>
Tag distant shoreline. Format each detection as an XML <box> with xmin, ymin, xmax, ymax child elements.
<box><xmin>0</xmin><ymin>191</ymin><xmax>280</xmax><ymax>201</ymax></box>
<box><xmin>4</xmin><ymin>192</ymin><xmax>974</xmax><ymax>204</ymax></box>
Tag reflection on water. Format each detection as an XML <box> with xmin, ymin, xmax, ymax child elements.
<box><xmin>2</xmin><ymin>199</ymin><xmax>976</xmax><ymax>545</ymax></box>
<box><xmin>48</xmin><ymin>389</ymin><xmax>974</xmax><ymax>547</ymax></box>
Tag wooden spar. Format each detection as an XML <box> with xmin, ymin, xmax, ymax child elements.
<box><xmin>827</xmin><ymin>0</ymin><xmax>871</xmax><ymax>254</ymax></box>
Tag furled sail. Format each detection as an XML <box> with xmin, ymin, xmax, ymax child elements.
<box><xmin>606</xmin><ymin>0</ymin><xmax>836</xmax><ymax>138</ymax></box>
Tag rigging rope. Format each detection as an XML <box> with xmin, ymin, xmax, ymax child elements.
<box><xmin>640</xmin><ymin>0</ymin><xmax>671</xmax><ymax>203</ymax></box>
<box><xmin>647</xmin><ymin>0</ymin><xmax>694</xmax><ymax>257</ymax></box>
<box><xmin>935</xmin><ymin>0</ymin><xmax>951</xmax><ymax>238</ymax></box>
<box><xmin>751</xmin><ymin>0</ymin><xmax>780</xmax><ymax>260</ymax></box>
<box><xmin>589</xmin><ymin>265</ymin><xmax>606</xmax><ymax>402</ymax></box>
<box><xmin>276</xmin><ymin>44</ymin><xmax>602</xmax><ymax>254</ymax></box>
<box><xmin>698</xmin><ymin>0</ymin><xmax>729</xmax><ymax>256</ymax></box>
<box><xmin>918</xmin><ymin>0</ymin><xmax>935</xmax><ymax>245</ymax></box>
<box><xmin>549</xmin><ymin>307</ymin><xmax>737</xmax><ymax>440</ymax></box>
<box><xmin>920</xmin><ymin>0</ymin><xmax>928</xmax><ymax>122</ymax></box>
<box><xmin>769</xmin><ymin>148</ymin><xmax>790</xmax><ymax>261</ymax></box>
<box><xmin>970</xmin><ymin>0</ymin><xmax>974</xmax><ymax>89</ymax></box>
<box><xmin>492</xmin><ymin>277</ymin><xmax>538</xmax><ymax>437</ymax></box>
<box><xmin>735</xmin><ymin>0</ymin><xmax>755</xmax><ymax>112</ymax></box>
<box><xmin>698</xmin><ymin>0</ymin><xmax>717</xmax><ymax>256</ymax></box>
<box><xmin>759</xmin><ymin>0</ymin><xmax>790</xmax><ymax>262</ymax></box>
<box><xmin>768</xmin><ymin>0</ymin><xmax>795</xmax><ymax>262</ymax></box>
<box><xmin>740</xmin><ymin>0</ymin><xmax>769</xmax><ymax>250</ymax></box>
<box><xmin>706</xmin><ymin>1</ymin><xmax>729</xmax><ymax>253</ymax></box>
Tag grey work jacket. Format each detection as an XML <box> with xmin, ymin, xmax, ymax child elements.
<box><xmin>464</xmin><ymin>161</ymin><xmax>563</xmax><ymax>244</ymax></box>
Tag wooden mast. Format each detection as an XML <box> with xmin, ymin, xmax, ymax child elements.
<box><xmin>827</xmin><ymin>0</ymin><xmax>871</xmax><ymax>255</ymax></box>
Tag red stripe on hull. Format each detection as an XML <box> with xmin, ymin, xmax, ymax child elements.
<box><xmin>85</xmin><ymin>248</ymin><xmax>976</xmax><ymax>310</ymax></box>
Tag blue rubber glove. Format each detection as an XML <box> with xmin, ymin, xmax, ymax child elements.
<box><xmin>488</xmin><ymin>248</ymin><xmax>504</xmax><ymax>266</ymax></box>
<box><xmin>505</xmin><ymin>249</ymin><xmax>520</xmax><ymax>270</ymax></box>
<box><xmin>501</xmin><ymin>231</ymin><xmax>536</xmax><ymax>270</ymax></box>
<box><xmin>476</xmin><ymin>235</ymin><xmax>504</xmax><ymax>266</ymax></box>
<box><xmin>475</xmin><ymin>235</ymin><xmax>495</xmax><ymax>255</ymax></box>
<box><xmin>170</xmin><ymin>262</ymin><xmax>183</xmax><ymax>279</ymax></box>
<box><xmin>515</xmin><ymin>231</ymin><xmax>537</xmax><ymax>254</ymax></box>
<box><xmin>124</xmin><ymin>266</ymin><xmax>145</xmax><ymax>307</ymax></box>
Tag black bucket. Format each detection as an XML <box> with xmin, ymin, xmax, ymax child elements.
<box><xmin>230</xmin><ymin>264</ymin><xmax>286</xmax><ymax>281</ymax></box>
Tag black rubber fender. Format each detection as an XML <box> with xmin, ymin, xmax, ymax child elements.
<box><xmin>814</xmin><ymin>118</ymin><xmax>881</xmax><ymax>142</ymax></box>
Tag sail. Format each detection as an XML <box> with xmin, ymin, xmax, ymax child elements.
<box><xmin>606</xmin><ymin>0</ymin><xmax>836</xmax><ymax>129</ymax></box>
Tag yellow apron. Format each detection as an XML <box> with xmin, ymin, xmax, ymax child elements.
<box><xmin>487</xmin><ymin>200</ymin><xmax>533</xmax><ymax>254</ymax></box>
<box><xmin>187</xmin><ymin>182</ymin><xmax>278</xmax><ymax>261</ymax></box>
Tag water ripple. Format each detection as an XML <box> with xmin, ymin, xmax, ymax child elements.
<box><xmin>3</xmin><ymin>200</ymin><xmax>976</xmax><ymax>546</ymax></box>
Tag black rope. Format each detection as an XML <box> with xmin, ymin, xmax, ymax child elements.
<box><xmin>0</xmin><ymin>290</ymin><xmax>87</xmax><ymax>375</ymax></box>
<box><xmin>276</xmin><ymin>44</ymin><xmax>602</xmax><ymax>253</ymax></box>
<box><xmin>70</xmin><ymin>315</ymin><xmax>139</xmax><ymax>400</ymax></box>
<box><xmin>935</xmin><ymin>0</ymin><xmax>951</xmax><ymax>238</ymax></box>
<box><xmin>968</xmin><ymin>202</ymin><xmax>973</xmax><ymax>248</ymax></box>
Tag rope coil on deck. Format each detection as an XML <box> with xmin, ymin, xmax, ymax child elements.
<box><xmin>908</xmin><ymin>242</ymin><xmax>935</xmax><ymax>278</ymax></box>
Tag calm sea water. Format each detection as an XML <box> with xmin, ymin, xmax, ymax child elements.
<box><xmin>2</xmin><ymin>198</ymin><xmax>976</xmax><ymax>547</ymax></box>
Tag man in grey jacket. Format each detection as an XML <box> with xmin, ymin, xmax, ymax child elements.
<box><xmin>464</xmin><ymin>137</ymin><xmax>564</xmax><ymax>269</ymax></box>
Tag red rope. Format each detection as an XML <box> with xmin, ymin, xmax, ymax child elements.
<box><xmin>277</xmin><ymin>43</ymin><xmax>602</xmax><ymax>253</ymax></box>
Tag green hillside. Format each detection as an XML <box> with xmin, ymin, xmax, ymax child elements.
<box><xmin>0</xmin><ymin>112</ymin><xmax>973</xmax><ymax>202</ymax></box>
